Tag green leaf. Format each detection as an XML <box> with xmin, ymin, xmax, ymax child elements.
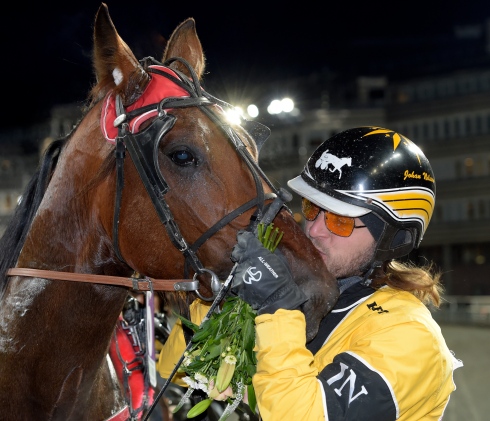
<box><xmin>245</xmin><ymin>362</ymin><xmax>257</xmax><ymax>378</ymax></box>
<box><xmin>176</xmin><ymin>314</ymin><xmax>200</xmax><ymax>332</ymax></box>
<box><xmin>247</xmin><ymin>384</ymin><xmax>257</xmax><ymax>414</ymax></box>
<box><xmin>241</xmin><ymin>317</ymin><xmax>254</xmax><ymax>352</ymax></box>
<box><xmin>203</xmin><ymin>343</ymin><xmax>222</xmax><ymax>360</ymax></box>
<box><xmin>186</xmin><ymin>398</ymin><xmax>213</xmax><ymax>418</ymax></box>
<box><xmin>191</xmin><ymin>319</ymin><xmax>214</xmax><ymax>342</ymax></box>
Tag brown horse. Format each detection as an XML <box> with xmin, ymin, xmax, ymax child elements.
<box><xmin>0</xmin><ymin>3</ymin><xmax>338</xmax><ymax>421</ymax></box>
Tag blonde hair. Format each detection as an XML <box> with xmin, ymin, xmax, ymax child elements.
<box><xmin>371</xmin><ymin>260</ymin><xmax>444</xmax><ymax>307</ymax></box>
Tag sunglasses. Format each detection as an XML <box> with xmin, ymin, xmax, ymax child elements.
<box><xmin>301</xmin><ymin>198</ymin><xmax>366</xmax><ymax>237</ymax></box>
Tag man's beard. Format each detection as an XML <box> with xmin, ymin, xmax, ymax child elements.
<box><xmin>312</xmin><ymin>239</ymin><xmax>376</xmax><ymax>279</ymax></box>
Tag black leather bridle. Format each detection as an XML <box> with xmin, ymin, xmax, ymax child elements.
<box><xmin>111</xmin><ymin>56</ymin><xmax>291</xmax><ymax>300</ymax></box>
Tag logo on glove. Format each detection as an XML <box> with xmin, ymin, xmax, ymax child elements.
<box><xmin>241</xmin><ymin>256</ymin><xmax>279</xmax><ymax>285</ymax></box>
<box><xmin>243</xmin><ymin>266</ymin><xmax>262</xmax><ymax>284</ymax></box>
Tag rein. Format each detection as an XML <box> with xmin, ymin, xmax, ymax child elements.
<box><xmin>6</xmin><ymin>268</ymin><xmax>199</xmax><ymax>292</ymax></box>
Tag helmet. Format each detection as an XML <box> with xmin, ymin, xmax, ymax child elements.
<box><xmin>287</xmin><ymin>126</ymin><xmax>436</xmax><ymax>262</ymax></box>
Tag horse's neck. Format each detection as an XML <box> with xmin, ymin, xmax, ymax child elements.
<box><xmin>20</xmin><ymin>127</ymin><xmax>114</xmax><ymax>272</ymax></box>
<box><xmin>1</xmin><ymin>133</ymin><xmax>129</xmax><ymax>417</ymax></box>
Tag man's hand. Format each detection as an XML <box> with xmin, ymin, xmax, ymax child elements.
<box><xmin>231</xmin><ymin>230</ymin><xmax>308</xmax><ymax>315</ymax></box>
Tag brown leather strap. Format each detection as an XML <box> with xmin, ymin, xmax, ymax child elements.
<box><xmin>7</xmin><ymin>268</ymin><xmax>187</xmax><ymax>292</ymax></box>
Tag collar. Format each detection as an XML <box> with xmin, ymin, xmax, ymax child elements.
<box><xmin>337</xmin><ymin>276</ymin><xmax>364</xmax><ymax>294</ymax></box>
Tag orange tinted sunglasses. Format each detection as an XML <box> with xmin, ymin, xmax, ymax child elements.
<box><xmin>301</xmin><ymin>198</ymin><xmax>366</xmax><ymax>237</ymax></box>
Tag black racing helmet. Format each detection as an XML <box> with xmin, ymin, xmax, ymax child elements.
<box><xmin>288</xmin><ymin>127</ymin><xmax>436</xmax><ymax>263</ymax></box>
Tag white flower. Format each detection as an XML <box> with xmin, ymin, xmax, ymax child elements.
<box><xmin>183</xmin><ymin>376</ymin><xmax>198</xmax><ymax>389</ymax></box>
<box><xmin>196</xmin><ymin>381</ymin><xmax>209</xmax><ymax>393</ymax></box>
<box><xmin>183</xmin><ymin>356</ymin><xmax>193</xmax><ymax>367</ymax></box>
<box><xmin>195</xmin><ymin>372</ymin><xmax>209</xmax><ymax>383</ymax></box>
<box><xmin>224</xmin><ymin>355</ymin><xmax>237</xmax><ymax>365</ymax></box>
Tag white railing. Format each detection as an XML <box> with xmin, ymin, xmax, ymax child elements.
<box><xmin>431</xmin><ymin>295</ymin><xmax>490</xmax><ymax>326</ymax></box>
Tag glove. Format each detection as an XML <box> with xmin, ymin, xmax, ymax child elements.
<box><xmin>230</xmin><ymin>230</ymin><xmax>308</xmax><ymax>315</ymax></box>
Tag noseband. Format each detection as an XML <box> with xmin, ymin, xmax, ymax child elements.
<box><xmin>111</xmin><ymin>56</ymin><xmax>290</xmax><ymax>300</ymax></box>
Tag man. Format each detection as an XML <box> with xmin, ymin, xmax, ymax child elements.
<box><xmin>230</xmin><ymin>127</ymin><xmax>462</xmax><ymax>420</ymax></box>
<box><xmin>159</xmin><ymin>127</ymin><xmax>462</xmax><ymax>420</ymax></box>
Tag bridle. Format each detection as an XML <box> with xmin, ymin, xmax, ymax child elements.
<box><xmin>111</xmin><ymin>56</ymin><xmax>289</xmax><ymax>299</ymax></box>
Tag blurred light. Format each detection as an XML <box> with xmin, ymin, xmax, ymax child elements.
<box><xmin>225</xmin><ymin>106</ymin><xmax>243</xmax><ymax>125</ymax></box>
<box><xmin>267</xmin><ymin>97</ymin><xmax>295</xmax><ymax>115</ymax></box>
<box><xmin>247</xmin><ymin>104</ymin><xmax>259</xmax><ymax>118</ymax></box>
<box><xmin>281</xmin><ymin>98</ymin><xmax>294</xmax><ymax>112</ymax></box>
<box><xmin>267</xmin><ymin>99</ymin><xmax>283</xmax><ymax>115</ymax></box>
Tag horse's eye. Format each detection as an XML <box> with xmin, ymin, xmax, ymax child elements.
<box><xmin>169</xmin><ymin>149</ymin><xmax>197</xmax><ymax>166</ymax></box>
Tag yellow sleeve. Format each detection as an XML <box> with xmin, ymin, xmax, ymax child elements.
<box><xmin>156</xmin><ymin>299</ymin><xmax>211</xmax><ymax>386</ymax></box>
<box><xmin>254</xmin><ymin>309</ymin><xmax>325</xmax><ymax>421</ymax></box>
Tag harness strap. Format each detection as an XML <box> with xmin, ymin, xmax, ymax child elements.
<box><xmin>113</xmin><ymin>136</ymin><xmax>126</xmax><ymax>263</ymax></box>
<box><xmin>183</xmin><ymin>193</ymin><xmax>277</xmax><ymax>278</ymax></box>
<box><xmin>7</xmin><ymin>268</ymin><xmax>183</xmax><ymax>291</ymax></box>
<box><xmin>120</xmin><ymin>116</ymin><xmax>205</xmax><ymax>275</ymax></box>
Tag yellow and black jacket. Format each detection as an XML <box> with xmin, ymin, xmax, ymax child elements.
<box><xmin>157</xmin><ymin>283</ymin><xmax>462</xmax><ymax>420</ymax></box>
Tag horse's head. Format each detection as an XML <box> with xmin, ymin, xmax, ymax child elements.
<box><xmin>84</xmin><ymin>3</ymin><xmax>338</xmax><ymax>341</ymax></box>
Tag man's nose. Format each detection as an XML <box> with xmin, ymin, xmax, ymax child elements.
<box><xmin>307</xmin><ymin>211</ymin><xmax>329</xmax><ymax>238</ymax></box>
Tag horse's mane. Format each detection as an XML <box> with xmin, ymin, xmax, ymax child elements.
<box><xmin>0</xmin><ymin>138</ymin><xmax>67</xmax><ymax>295</ymax></box>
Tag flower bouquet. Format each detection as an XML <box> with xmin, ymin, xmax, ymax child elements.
<box><xmin>172</xmin><ymin>222</ymin><xmax>284</xmax><ymax>420</ymax></box>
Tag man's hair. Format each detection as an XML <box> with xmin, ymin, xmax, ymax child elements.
<box><xmin>370</xmin><ymin>260</ymin><xmax>444</xmax><ymax>307</ymax></box>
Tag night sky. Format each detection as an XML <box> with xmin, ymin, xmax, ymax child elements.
<box><xmin>2</xmin><ymin>0</ymin><xmax>490</xmax><ymax>130</ymax></box>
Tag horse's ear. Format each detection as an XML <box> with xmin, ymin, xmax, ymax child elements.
<box><xmin>91</xmin><ymin>3</ymin><xmax>150</xmax><ymax>103</ymax></box>
<box><xmin>162</xmin><ymin>18</ymin><xmax>206</xmax><ymax>80</ymax></box>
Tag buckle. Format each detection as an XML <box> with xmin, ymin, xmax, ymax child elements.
<box><xmin>131</xmin><ymin>277</ymin><xmax>151</xmax><ymax>291</ymax></box>
<box><xmin>174</xmin><ymin>280</ymin><xmax>200</xmax><ymax>292</ymax></box>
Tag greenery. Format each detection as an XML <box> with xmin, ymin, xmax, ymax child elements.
<box><xmin>173</xmin><ymin>223</ymin><xmax>283</xmax><ymax>420</ymax></box>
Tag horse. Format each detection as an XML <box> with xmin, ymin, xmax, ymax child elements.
<box><xmin>0</xmin><ymin>3</ymin><xmax>338</xmax><ymax>420</ymax></box>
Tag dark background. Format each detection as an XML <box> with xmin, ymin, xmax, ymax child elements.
<box><xmin>2</xmin><ymin>1</ymin><xmax>490</xmax><ymax>129</ymax></box>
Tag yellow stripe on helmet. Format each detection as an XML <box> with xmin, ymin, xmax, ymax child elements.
<box><xmin>348</xmin><ymin>188</ymin><xmax>435</xmax><ymax>234</ymax></box>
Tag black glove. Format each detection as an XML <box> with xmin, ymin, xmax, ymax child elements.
<box><xmin>230</xmin><ymin>230</ymin><xmax>308</xmax><ymax>315</ymax></box>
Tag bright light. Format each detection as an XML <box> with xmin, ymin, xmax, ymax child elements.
<box><xmin>281</xmin><ymin>97</ymin><xmax>294</xmax><ymax>112</ymax></box>
<box><xmin>247</xmin><ymin>104</ymin><xmax>259</xmax><ymax>118</ymax></box>
<box><xmin>267</xmin><ymin>98</ymin><xmax>295</xmax><ymax>115</ymax></box>
<box><xmin>267</xmin><ymin>99</ymin><xmax>283</xmax><ymax>115</ymax></box>
<box><xmin>225</xmin><ymin>106</ymin><xmax>243</xmax><ymax>125</ymax></box>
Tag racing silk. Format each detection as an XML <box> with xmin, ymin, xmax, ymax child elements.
<box><xmin>156</xmin><ymin>286</ymin><xmax>462</xmax><ymax>420</ymax></box>
<box><xmin>254</xmin><ymin>283</ymin><xmax>462</xmax><ymax>421</ymax></box>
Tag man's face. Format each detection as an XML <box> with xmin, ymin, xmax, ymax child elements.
<box><xmin>305</xmin><ymin>210</ymin><xmax>376</xmax><ymax>279</ymax></box>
